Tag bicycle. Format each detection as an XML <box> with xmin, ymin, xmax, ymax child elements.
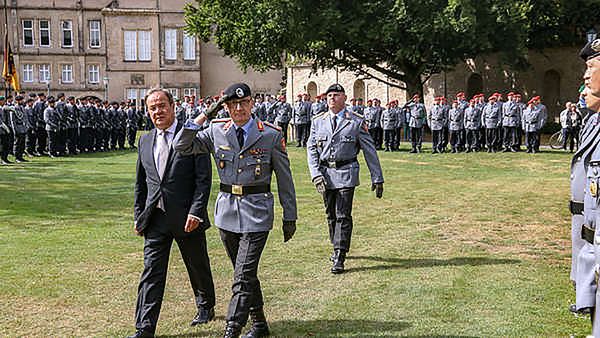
<box><xmin>549</xmin><ymin>130</ymin><xmax>564</xmax><ymax>149</ymax></box>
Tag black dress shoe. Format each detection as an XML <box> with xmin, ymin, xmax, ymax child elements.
<box><xmin>191</xmin><ymin>307</ymin><xmax>215</xmax><ymax>326</ymax></box>
<box><xmin>331</xmin><ymin>249</ymin><xmax>346</xmax><ymax>274</ymax></box>
<box><xmin>126</xmin><ymin>329</ymin><xmax>154</xmax><ymax>338</ymax></box>
<box><xmin>243</xmin><ymin>307</ymin><xmax>270</xmax><ymax>338</ymax></box>
<box><xmin>224</xmin><ymin>321</ymin><xmax>243</xmax><ymax>338</ymax></box>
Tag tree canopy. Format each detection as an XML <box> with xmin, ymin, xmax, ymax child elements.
<box><xmin>184</xmin><ymin>0</ymin><xmax>600</xmax><ymax>96</ymax></box>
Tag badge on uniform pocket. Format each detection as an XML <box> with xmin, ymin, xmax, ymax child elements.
<box><xmin>219</xmin><ymin>160</ymin><xmax>226</xmax><ymax>169</ymax></box>
<box><xmin>591</xmin><ymin>179</ymin><xmax>598</xmax><ymax>197</ymax></box>
<box><xmin>255</xmin><ymin>165</ymin><xmax>261</xmax><ymax>177</ymax></box>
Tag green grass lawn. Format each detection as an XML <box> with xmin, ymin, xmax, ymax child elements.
<box><xmin>0</xmin><ymin>138</ymin><xmax>590</xmax><ymax>337</ymax></box>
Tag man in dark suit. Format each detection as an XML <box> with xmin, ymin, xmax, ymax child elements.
<box><xmin>127</xmin><ymin>88</ymin><xmax>215</xmax><ymax>338</ymax></box>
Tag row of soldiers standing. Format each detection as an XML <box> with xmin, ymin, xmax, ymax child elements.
<box><xmin>0</xmin><ymin>92</ymin><xmax>142</xmax><ymax>165</ymax></box>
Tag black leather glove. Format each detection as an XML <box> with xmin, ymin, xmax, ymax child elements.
<box><xmin>204</xmin><ymin>94</ymin><xmax>230</xmax><ymax>120</ymax></box>
<box><xmin>371</xmin><ymin>183</ymin><xmax>384</xmax><ymax>198</ymax></box>
<box><xmin>283</xmin><ymin>220</ymin><xmax>296</xmax><ymax>242</ymax></box>
<box><xmin>313</xmin><ymin>175</ymin><xmax>326</xmax><ymax>195</ymax></box>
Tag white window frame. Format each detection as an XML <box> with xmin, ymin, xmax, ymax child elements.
<box><xmin>61</xmin><ymin>64</ymin><xmax>73</xmax><ymax>83</ymax></box>
<box><xmin>183</xmin><ymin>33</ymin><xmax>195</xmax><ymax>60</ymax></box>
<box><xmin>138</xmin><ymin>31</ymin><xmax>151</xmax><ymax>61</ymax></box>
<box><xmin>167</xmin><ymin>88</ymin><xmax>179</xmax><ymax>99</ymax></box>
<box><xmin>22</xmin><ymin>64</ymin><xmax>34</xmax><ymax>82</ymax></box>
<box><xmin>183</xmin><ymin>88</ymin><xmax>196</xmax><ymax>97</ymax></box>
<box><xmin>126</xmin><ymin>88</ymin><xmax>138</xmax><ymax>105</ymax></box>
<box><xmin>164</xmin><ymin>28</ymin><xmax>177</xmax><ymax>60</ymax></box>
<box><xmin>88</xmin><ymin>64</ymin><xmax>99</xmax><ymax>84</ymax></box>
<box><xmin>61</xmin><ymin>20</ymin><xmax>73</xmax><ymax>48</ymax></box>
<box><xmin>39</xmin><ymin>64</ymin><xmax>51</xmax><ymax>83</ymax></box>
<box><xmin>124</xmin><ymin>30</ymin><xmax>137</xmax><ymax>61</ymax></box>
<box><xmin>22</xmin><ymin>20</ymin><xmax>34</xmax><ymax>47</ymax></box>
<box><xmin>89</xmin><ymin>20</ymin><xmax>101</xmax><ymax>48</ymax></box>
<box><xmin>39</xmin><ymin>19</ymin><xmax>50</xmax><ymax>47</ymax></box>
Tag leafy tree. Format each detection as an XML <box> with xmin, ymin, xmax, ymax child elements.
<box><xmin>184</xmin><ymin>0</ymin><xmax>599</xmax><ymax>97</ymax></box>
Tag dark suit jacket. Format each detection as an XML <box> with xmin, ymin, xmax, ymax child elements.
<box><xmin>134</xmin><ymin>122</ymin><xmax>212</xmax><ymax>237</ymax></box>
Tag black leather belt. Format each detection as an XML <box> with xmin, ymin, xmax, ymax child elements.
<box><xmin>320</xmin><ymin>157</ymin><xmax>358</xmax><ymax>169</ymax></box>
<box><xmin>582</xmin><ymin>224</ymin><xmax>595</xmax><ymax>245</ymax></box>
<box><xmin>570</xmin><ymin>200</ymin><xmax>584</xmax><ymax>215</ymax></box>
<box><xmin>220</xmin><ymin>183</ymin><xmax>270</xmax><ymax>196</ymax></box>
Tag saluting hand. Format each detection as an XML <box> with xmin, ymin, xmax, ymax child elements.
<box><xmin>283</xmin><ymin>220</ymin><xmax>296</xmax><ymax>242</ymax></box>
<box><xmin>184</xmin><ymin>215</ymin><xmax>201</xmax><ymax>232</ymax></box>
<box><xmin>372</xmin><ymin>183</ymin><xmax>384</xmax><ymax>199</ymax></box>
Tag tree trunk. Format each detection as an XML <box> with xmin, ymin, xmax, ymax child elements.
<box><xmin>403</xmin><ymin>72</ymin><xmax>424</xmax><ymax>102</ymax></box>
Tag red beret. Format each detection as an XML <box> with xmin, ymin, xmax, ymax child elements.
<box><xmin>456</xmin><ymin>92</ymin><xmax>465</xmax><ymax>97</ymax></box>
<box><xmin>507</xmin><ymin>92</ymin><xmax>515</xmax><ymax>96</ymax></box>
<box><xmin>412</xmin><ymin>94</ymin><xmax>420</xmax><ymax>99</ymax></box>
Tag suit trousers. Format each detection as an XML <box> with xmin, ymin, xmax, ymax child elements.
<box><xmin>324</xmin><ymin>188</ymin><xmax>355</xmax><ymax>252</ymax></box>
<box><xmin>219</xmin><ymin>229</ymin><xmax>269</xmax><ymax>326</ymax></box>
<box><xmin>135</xmin><ymin>209</ymin><xmax>215</xmax><ymax>333</ymax></box>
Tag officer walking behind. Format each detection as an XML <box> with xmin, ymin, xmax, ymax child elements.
<box><xmin>175</xmin><ymin>83</ymin><xmax>297</xmax><ymax>338</ymax></box>
<box><xmin>408</xmin><ymin>94</ymin><xmax>426</xmax><ymax>153</ymax></box>
<box><xmin>427</xmin><ymin>96</ymin><xmax>445</xmax><ymax>153</ymax></box>
<box><xmin>9</xmin><ymin>95</ymin><xmax>28</xmax><ymax>162</ymax></box>
<box><xmin>307</xmin><ymin>83</ymin><xmax>384</xmax><ymax>274</ymax></box>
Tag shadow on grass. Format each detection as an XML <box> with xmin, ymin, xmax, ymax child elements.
<box><xmin>345</xmin><ymin>256</ymin><xmax>520</xmax><ymax>273</ymax></box>
<box><xmin>159</xmin><ymin>319</ymin><xmax>418</xmax><ymax>338</ymax></box>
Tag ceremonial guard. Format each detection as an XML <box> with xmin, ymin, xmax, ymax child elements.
<box><xmin>464</xmin><ymin>99</ymin><xmax>482</xmax><ymax>152</ymax></box>
<box><xmin>427</xmin><ymin>96</ymin><xmax>446</xmax><ymax>153</ymax></box>
<box><xmin>294</xmin><ymin>93</ymin><xmax>311</xmax><ymax>147</ymax></box>
<box><xmin>448</xmin><ymin>100</ymin><xmax>465</xmax><ymax>153</ymax></box>
<box><xmin>393</xmin><ymin>100</ymin><xmax>405</xmax><ymax>151</ymax></box>
<box><xmin>9</xmin><ymin>95</ymin><xmax>28</xmax><ymax>162</ymax></box>
<box><xmin>175</xmin><ymin>83</ymin><xmax>297</xmax><ymax>338</ymax></box>
<box><xmin>522</xmin><ymin>98</ymin><xmax>542</xmax><ymax>153</ymax></box>
<box><xmin>44</xmin><ymin>97</ymin><xmax>60</xmax><ymax>157</ymax></box>
<box><xmin>175</xmin><ymin>99</ymin><xmax>187</xmax><ymax>126</ymax></box>
<box><xmin>482</xmin><ymin>94</ymin><xmax>501</xmax><ymax>152</ymax></box>
<box><xmin>127</xmin><ymin>102</ymin><xmax>139</xmax><ymax>148</ymax></box>
<box><xmin>372</xmin><ymin>99</ymin><xmax>384</xmax><ymax>149</ymax></box>
<box><xmin>78</xmin><ymin>97</ymin><xmax>93</xmax><ymax>152</ymax></box>
<box><xmin>108</xmin><ymin>102</ymin><xmax>120</xmax><ymax>150</ymax></box>
<box><xmin>501</xmin><ymin>92</ymin><xmax>521</xmax><ymax>152</ymax></box>
<box><xmin>380</xmin><ymin>100</ymin><xmax>399</xmax><ymax>151</ymax></box>
<box><xmin>24</xmin><ymin>94</ymin><xmax>37</xmax><ymax>156</ymax></box>
<box><xmin>55</xmin><ymin>94</ymin><xmax>67</xmax><ymax>156</ymax></box>
<box><xmin>408</xmin><ymin>94</ymin><xmax>426</xmax><ymax>153</ymax></box>
<box><xmin>363</xmin><ymin>99</ymin><xmax>380</xmax><ymax>147</ymax></box>
<box><xmin>273</xmin><ymin>95</ymin><xmax>292</xmax><ymax>142</ymax></box>
<box><xmin>117</xmin><ymin>102</ymin><xmax>128</xmax><ymax>149</ymax></box>
<box><xmin>65</xmin><ymin>96</ymin><xmax>79</xmax><ymax>155</ymax></box>
<box><xmin>307</xmin><ymin>83</ymin><xmax>384</xmax><ymax>274</ymax></box>
<box><xmin>0</xmin><ymin>96</ymin><xmax>10</xmax><ymax>164</ymax></box>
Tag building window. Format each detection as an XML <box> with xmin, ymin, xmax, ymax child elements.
<box><xmin>39</xmin><ymin>20</ymin><xmax>50</xmax><ymax>47</ymax></box>
<box><xmin>167</xmin><ymin>88</ymin><xmax>179</xmax><ymax>99</ymax></box>
<box><xmin>22</xmin><ymin>20</ymin><xmax>33</xmax><ymax>46</ymax></box>
<box><xmin>22</xmin><ymin>64</ymin><xmax>34</xmax><ymax>82</ymax></box>
<box><xmin>89</xmin><ymin>20</ymin><xmax>101</xmax><ymax>48</ymax></box>
<box><xmin>124</xmin><ymin>30</ymin><xmax>152</xmax><ymax>61</ymax></box>
<box><xmin>183</xmin><ymin>88</ymin><xmax>196</xmax><ymax>97</ymax></box>
<box><xmin>88</xmin><ymin>64</ymin><xmax>99</xmax><ymax>84</ymax></box>
<box><xmin>127</xmin><ymin>88</ymin><xmax>138</xmax><ymax>104</ymax></box>
<box><xmin>39</xmin><ymin>64</ymin><xmax>51</xmax><ymax>82</ymax></box>
<box><xmin>124</xmin><ymin>30</ymin><xmax>137</xmax><ymax>61</ymax></box>
<box><xmin>138</xmin><ymin>31</ymin><xmax>151</xmax><ymax>61</ymax></box>
<box><xmin>183</xmin><ymin>33</ymin><xmax>195</xmax><ymax>60</ymax></box>
<box><xmin>165</xmin><ymin>28</ymin><xmax>177</xmax><ymax>60</ymax></box>
<box><xmin>61</xmin><ymin>20</ymin><xmax>73</xmax><ymax>47</ymax></box>
<box><xmin>61</xmin><ymin>64</ymin><xmax>73</xmax><ymax>83</ymax></box>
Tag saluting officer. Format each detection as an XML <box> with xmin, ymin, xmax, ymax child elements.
<box><xmin>175</xmin><ymin>82</ymin><xmax>297</xmax><ymax>338</ymax></box>
<box><xmin>307</xmin><ymin>83</ymin><xmax>384</xmax><ymax>274</ymax></box>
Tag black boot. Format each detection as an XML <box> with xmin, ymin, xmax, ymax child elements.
<box><xmin>224</xmin><ymin>321</ymin><xmax>243</xmax><ymax>338</ymax></box>
<box><xmin>331</xmin><ymin>249</ymin><xmax>346</xmax><ymax>274</ymax></box>
<box><xmin>243</xmin><ymin>308</ymin><xmax>270</xmax><ymax>338</ymax></box>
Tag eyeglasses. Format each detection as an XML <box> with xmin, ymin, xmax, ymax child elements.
<box><xmin>226</xmin><ymin>99</ymin><xmax>252</xmax><ymax>107</ymax></box>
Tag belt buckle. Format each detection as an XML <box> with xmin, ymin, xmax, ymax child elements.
<box><xmin>328</xmin><ymin>161</ymin><xmax>337</xmax><ymax>169</ymax></box>
<box><xmin>231</xmin><ymin>184</ymin><xmax>243</xmax><ymax>195</ymax></box>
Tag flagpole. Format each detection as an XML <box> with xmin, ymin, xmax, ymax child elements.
<box><xmin>4</xmin><ymin>0</ymin><xmax>8</xmax><ymax>97</ymax></box>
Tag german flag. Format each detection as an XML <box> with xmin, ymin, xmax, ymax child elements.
<box><xmin>2</xmin><ymin>31</ymin><xmax>19</xmax><ymax>92</ymax></box>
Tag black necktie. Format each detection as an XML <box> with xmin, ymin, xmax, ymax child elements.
<box><xmin>236</xmin><ymin>127</ymin><xmax>245</xmax><ymax>148</ymax></box>
<box><xmin>332</xmin><ymin>115</ymin><xmax>337</xmax><ymax>130</ymax></box>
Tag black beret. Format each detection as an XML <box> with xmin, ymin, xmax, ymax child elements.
<box><xmin>223</xmin><ymin>83</ymin><xmax>251</xmax><ymax>102</ymax></box>
<box><xmin>580</xmin><ymin>39</ymin><xmax>600</xmax><ymax>61</ymax></box>
<box><xmin>47</xmin><ymin>97</ymin><xmax>55</xmax><ymax>103</ymax></box>
<box><xmin>57</xmin><ymin>93</ymin><xmax>65</xmax><ymax>98</ymax></box>
<box><xmin>15</xmin><ymin>95</ymin><xmax>23</xmax><ymax>101</ymax></box>
<box><xmin>26</xmin><ymin>98</ymin><xmax>34</xmax><ymax>103</ymax></box>
<box><xmin>29</xmin><ymin>93</ymin><xmax>37</xmax><ymax>98</ymax></box>
<box><xmin>325</xmin><ymin>83</ymin><xmax>345</xmax><ymax>95</ymax></box>
<box><xmin>37</xmin><ymin>92</ymin><xmax>45</xmax><ymax>97</ymax></box>
<box><xmin>67</xmin><ymin>96</ymin><xmax>75</xmax><ymax>100</ymax></box>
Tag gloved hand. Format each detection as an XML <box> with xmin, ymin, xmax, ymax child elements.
<box><xmin>313</xmin><ymin>175</ymin><xmax>326</xmax><ymax>195</ymax></box>
<box><xmin>282</xmin><ymin>220</ymin><xmax>296</xmax><ymax>242</ymax></box>
<box><xmin>371</xmin><ymin>182</ymin><xmax>384</xmax><ymax>198</ymax></box>
<box><xmin>204</xmin><ymin>94</ymin><xmax>230</xmax><ymax>120</ymax></box>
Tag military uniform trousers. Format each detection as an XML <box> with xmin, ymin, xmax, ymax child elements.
<box><xmin>219</xmin><ymin>228</ymin><xmax>268</xmax><ymax>326</ymax></box>
<box><xmin>25</xmin><ymin>129</ymin><xmax>36</xmax><ymax>155</ymax></box>
<box><xmin>485</xmin><ymin>127</ymin><xmax>499</xmax><ymax>150</ymax></box>
<box><xmin>36</xmin><ymin>127</ymin><xmax>47</xmax><ymax>154</ymax></box>
<box><xmin>525</xmin><ymin>131</ymin><xmax>539</xmax><ymax>151</ymax></box>
<box><xmin>449</xmin><ymin>129</ymin><xmax>464</xmax><ymax>151</ymax></box>
<box><xmin>295</xmin><ymin>123</ymin><xmax>309</xmax><ymax>147</ymax></box>
<box><xmin>135</xmin><ymin>209</ymin><xmax>215</xmax><ymax>333</ymax></box>
<box><xmin>393</xmin><ymin>127</ymin><xmax>402</xmax><ymax>150</ymax></box>
<box><xmin>410</xmin><ymin>127</ymin><xmax>423</xmax><ymax>150</ymax></box>
<box><xmin>503</xmin><ymin>126</ymin><xmax>519</xmax><ymax>150</ymax></box>
<box><xmin>465</xmin><ymin>129</ymin><xmax>479</xmax><ymax>150</ymax></box>
<box><xmin>118</xmin><ymin>128</ymin><xmax>126</xmax><ymax>149</ymax></box>
<box><xmin>383</xmin><ymin>129</ymin><xmax>396</xmax><ymax>150</ymax></box>
<box><xmin>67</xmin><ymin>127</ymin><xmax>78</xmax><ymax>154</ymax></box>
<box><xmin>277</xmin><ymin>122</ymin><xmax>289</xmax><ymax>143</ymax></box>
<box><xmin>79</xmin><ymin>127</ymin><xmax>92</xmax><ymax>152</ymax></box>
<box><xmin>12</xmin><ymin>132</ymin><xmax>26</xmax><ymax>159</ymax></box>
<box><xmin>442</xmin><ymin>127</ymin><xmax>449</xmax><ymax>149</ymax></box>
<box><xmin>0</xmin><ymin>133</ymin><xmax>10</xmax><ymax>160</ymax></box>
<box><xmin>323</xmin><ymin>188</ymin><xmax>355</xmax><ymax>252</ymax></box>
<box><xmin>431</xmin><ymin>129</ymin><xmax>443</xmax><ymax>152</ymax></box>
<box><xmin>128</xmin><ymin>127</ymin><xmax>138</xmax><ymax>148</ymax></box>
<box><xmin>47</xmin><ymin>130</ymin><xmax>59</xmax><ymax>156</ymax></box>
<box><xmin>478</xmin><ymin>127</ymin><xmax>486</xmax><ymax>149</ymax></box>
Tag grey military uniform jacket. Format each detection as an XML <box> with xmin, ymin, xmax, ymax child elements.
<box><xmin>0</xmin><ymin>106</ymin><xmax>10</xmax><ymax>135</ymax></box>
<box><xmin>448</xmin><ymin>108</ymin><xmax>464</xmax><ymax>131</ymax></box>
<box><xmin>294</xmin><ymin>101</ymin><xmax>311</xmax><ymax>125</ymax></box>
<box><xmin>522</xmin><ymin>107</ymin><xmax>541</xmax><ymax>132</ymax></box>
<box><xmin>307</xmin><ymin>109</ymin><xmax>384</xmax><ymax>189</ymax></box>
<box><xmin>174</xmin><ymin>117</ymin><xmax>297</xmax><ymax>233</ymax></box>
<box><xmin>427</xmin><ymin>105</ymin><xmax>446</xmax><ymax>131</ymax></box>
<box><xmin>408</xmin><ymin>103</ymin><xmax>426</xmax><ymax>128</ymax></box>
<box><xmin>274</xmin><ymin>102</ymin><xmax>292</xmax><ymax>124</ymax></box>
<box><xmin>482</xmin><ymin>103</ymin><xmax>501</xmax><ymax>128</ymax></box>
<box><xmin>380</xmin><ymin>108</ymin><xmax>398</xmax><ymax>130</ymax></box>
<box><xmin>43</xmin><ymin>107</ymin><xmax>59</xmax><ymax>131</ymax></box>
<box><xmin>33</xmin><ymin>100</ymin><xmax>46</xmax><ymax>129</ymax></box>
<box><xmin>10</xmin><ymin>104</ymin><xmax>28</xmax><ymax>134</ymax></box>
<box><xmin>464</xmin><ymin>107</ymin><xmax>481</xmax><ymax>130</ymax></box>
<box><xmin>501</xmin><ymin>101</ymin><xmax>521</xmax><ymax>127</ymax></box>
<box><xmin>65</xmin><ymin>103</ymin><xmax>79</xmax><ymax>129</ymax></box>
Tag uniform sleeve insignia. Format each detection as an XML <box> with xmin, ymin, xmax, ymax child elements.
<box><xmin>223</xmin><ymin>120</ymin><xmax>233</xmax><ymax>130</ymax></box>
<box><xmin>264</xmin><ymin>121</ymin><xmax>282</xmax><ymax>131</ymax></box>
<box><xmin>313</xmin><ymin>111</ymin><xmax>327</xmax><ymax>119</ymax></box>
<box><xmin>280</xmin><ymin>137</ymin><xmax>287</xmax><ymax>152</ymax></box>
<box><xmin>257</xmin><ymin>120</ymin><xmax>264</xmax><ymax>132</ymax></box>
<box><xmin>211</xmin><ymin>117</ymin><xmax>231</xmax><ymax>124</ymax></box>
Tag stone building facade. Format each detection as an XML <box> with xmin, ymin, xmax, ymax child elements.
<box><xmin>287</xmin><ymin>47</ymin><xmax>586</xmax><ymax>121</ymax></box>
<box><xmin>0</xmin><ymin>0</ymin><xmax>281</xmax><ymax>106</ymax></box>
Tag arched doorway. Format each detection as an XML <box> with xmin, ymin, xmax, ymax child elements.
<box><xmin>353</xmin><ymin>80</ymin><xmax>365</xmax><ymax>100</ymax></box>
<box><xmin>306</xmin><ymin>81</ymin><xmax>318</xmax><ymax>100</ymax></box>
<box><xmin>467</xmin><ymin>73</ymin><xmax>483</xmax><ymax>99</ymax></box>
<box><xmin>543</xmin><ymin>70</ymin><xmax>561</xmax><ymax>120</ymax></box>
